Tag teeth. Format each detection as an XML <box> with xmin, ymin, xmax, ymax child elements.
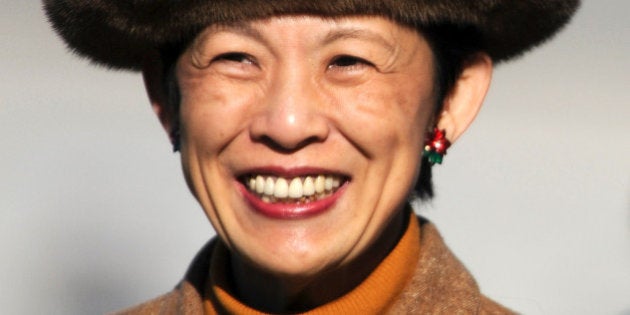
<box><xmin>315</xmin><ymin>175</ymin><xmax>325</xmax><ymax>193</ymax></box>
<box><xmin>302</xmin><ymin>177</ymin><xmax>315</xmax><ymax>196</ymax></box>
<box><xmin>324</xmin><ymin>176</ymin><xmax>333</xmax><ymax>191</ymax></box>
<box><xmin>264</xmin><ymin>177</ymin><xmax>275</xmax><ymax>195</ymax></box>
<box><xmin>274</xmin><ymin>178</ymin><xmax>289</xmax><ymax>198</ymax></box>
<box><xmin>244</xmin><ymin>174</ymin><xmax>344</xmax><ymax>203</ymax></box>
<box><xmin>255</xmin><ymin>176</ymin><xmax>265</xmax><ymax>194</ymax></box>
<box><xmin>288</xmin><ymin>178</ymin><xmax>303</xmax><ymax>198</ymax></box>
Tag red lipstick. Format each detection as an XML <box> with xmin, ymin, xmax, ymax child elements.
<box><xmin>237</xmin><ymin>177</ymin><xmax>347</xmax><ymax>219</ymax></box>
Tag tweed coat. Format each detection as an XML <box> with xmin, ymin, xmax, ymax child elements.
<box><xmin>115</xmin><ymin>217</ymin><xmax>515</xmax><ymax>314</ymax></box>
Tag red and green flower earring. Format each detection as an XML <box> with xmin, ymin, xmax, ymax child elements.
<box><xmin>423</xmin><ymin>128</ymin><xmax>451</xmax><ymax>165</ymax></box>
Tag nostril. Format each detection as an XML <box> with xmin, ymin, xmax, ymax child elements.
<box><xmin>255</xmin><ymin>135</ymin><xmax>325</xmax><ymax>153</ymax></box>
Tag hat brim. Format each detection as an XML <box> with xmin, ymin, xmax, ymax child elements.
<box><xmin>44</xmin><ymin>0</ymin><xmax>580</xmax><ymax>71</ymax></box>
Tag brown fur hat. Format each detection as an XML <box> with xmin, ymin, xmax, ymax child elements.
<box><xmin>44</xmin><ymin>0</ymin><xmax>579</xmax><ymax>71</ymax></box>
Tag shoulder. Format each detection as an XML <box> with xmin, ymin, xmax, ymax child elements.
<box><xmin>392</xmin><ymin>214</ymin><xmax>516</xmax><ymax>314</ymax></box>
<box><xmin>111</xmin><ymin>290</ymin><xmax>179</xmax><ymax>315</ymax></box>
<box><xmin>479</xmin><ymin>295</ymin><xmax>517</xmax><ymax>315</ymax></box>
<box><xmin>108</xmin><ymin>239</ymin><xmax>217</xmax><ymax>315</ymax></box>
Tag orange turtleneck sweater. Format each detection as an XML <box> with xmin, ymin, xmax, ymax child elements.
<box><xmin>203</xmin><ymin>212</ymin><xmax>421</xmax><ymax>314</ymax></box>
<box><xmin>114</xmin><ymin>210</ymin><xmax>514</xmax><ymax>314</ymax></box>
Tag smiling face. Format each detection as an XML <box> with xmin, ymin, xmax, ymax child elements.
<box><xmin>173</xmin><ymin>16</ymin><xmax>436</xmax><ymax>277</ymax></box>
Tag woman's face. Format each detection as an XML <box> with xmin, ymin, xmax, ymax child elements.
<box><xmin>175</xmin><ymin>16</ymin><xmax>436</xmax><ymax>276</ymax></box>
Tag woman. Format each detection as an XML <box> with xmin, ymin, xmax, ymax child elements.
<box><xmin>45</xmin><ymin>1</ymin><xmax>579</xmax><ymax>313</ymax></box>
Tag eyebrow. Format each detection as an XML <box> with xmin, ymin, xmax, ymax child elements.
<box><xmin>193</xmin><ymin>22</ymin><xmax>398</xmax><ymax>57</ymax></box>
<box><xmin>196</xmin><ymin>21</ymin><xmax>269</xmax><ymax>47</ymax></box>
<box><xmin>322</xmin><ymin>28</ymin><xmax>397</xmax><ymax>53</ymax></box>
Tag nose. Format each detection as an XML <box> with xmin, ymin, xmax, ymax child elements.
<box><xmin>249</xmin><ymin>70</ymin><xmax>329</xmax><ymax>151</ymax></box>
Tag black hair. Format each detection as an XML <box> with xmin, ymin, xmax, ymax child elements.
<box><xmin>158</xmin><ymin>22</ymin><xmax>485</xmax><ymax>200</ymax></box>
<box><xmin>414</xmin><ymin>23</ymin><xmax>485</xmax><ymax>199</ymax></box>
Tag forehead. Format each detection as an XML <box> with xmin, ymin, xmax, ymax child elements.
<box><xmin>189</xmin><ymin>15</ymin><xmax>425</xmax><ymax>52</ymax></box>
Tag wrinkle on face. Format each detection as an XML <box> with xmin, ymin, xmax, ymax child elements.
<box><xmin>172</xmin><ymin>15</ymin><xmax>439</xmax><ymax>312</ymax></box>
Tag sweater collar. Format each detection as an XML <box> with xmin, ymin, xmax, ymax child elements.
<box><xmin>196</xmin><ymin>212</ymin><xmax>487</xmax><ymax>314</ymax></box>
<box><xmin>204</xmin><ymin>209</ymin><xmax>421</xmax><ymax>314</ymax></box>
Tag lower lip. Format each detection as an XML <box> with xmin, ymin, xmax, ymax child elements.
<box><xmin>238</xmin><ymin>183</ymin><xmax>346</xmax><ymax>219</ymax></box>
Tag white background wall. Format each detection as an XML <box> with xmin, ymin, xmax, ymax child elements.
<box><xmin>1</xmin><ymin>1</ymin><xmax>628</xmax><ymax>314</ymax></box>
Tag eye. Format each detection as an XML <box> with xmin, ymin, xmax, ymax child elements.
<box><xmin>205</xmin><ymin>51</ymin><xmax>262</xmax><ymax>78</ymax></box>
<box><xmin>328</xmin><ymin>55</ymin><xmax>373</xmax><ymax>70</ymax></box>
<box><xmin>212</xmin><ymin>52</ymin><xmax>257</xmax><ymax>66</ymax></box>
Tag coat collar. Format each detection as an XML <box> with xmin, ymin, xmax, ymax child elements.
<box><xmin>114</xmin><ymin>215</ymin><xmax>512</xmax><ymax>314</ymax></box>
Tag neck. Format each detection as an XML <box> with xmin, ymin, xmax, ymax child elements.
<box><xmin>229</xmin><ymin>209</ymin><xmax>407</xmax><ymax>313</ymax></box>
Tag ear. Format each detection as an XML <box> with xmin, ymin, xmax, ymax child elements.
<box><xmin>436</xmin><ymin>53</ymin><xmax>493</xmax><ymax>143</ymax></box>
<box><xmin>141</xmin><ymin>50</ymin><xmax>178</xmax><ymax>145</ymax></box>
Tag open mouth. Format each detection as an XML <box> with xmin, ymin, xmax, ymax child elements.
<box><xmin>241</xmin><ymin>174</ymin><xmax>347</xmax><ymax>203</ymax></box>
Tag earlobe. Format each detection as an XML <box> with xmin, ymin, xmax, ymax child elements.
<box><xmin>142</xmin><ymin>50</ymin><xmax>179</xmax><ymax>147</ymax></box>
<box><xmin>436</xmin><ymin>53</ymin><xmax>493</xmax><ymax>143</ymax></box>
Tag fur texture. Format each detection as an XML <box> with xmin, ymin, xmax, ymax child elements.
<box><xmin>44</xmin><ymin>0</ymin><xmax>579</xmax><ymax>70</ymax></box>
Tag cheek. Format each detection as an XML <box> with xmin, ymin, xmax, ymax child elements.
<box><xmin>336</xmin><ymin>77</ymin><xmax>435</xmax><ymax>156</ymax></box>
<box><xmin>178</xmin><ymin>78</ymin><xmax>260</xmax><ymax>151</ymax></box>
